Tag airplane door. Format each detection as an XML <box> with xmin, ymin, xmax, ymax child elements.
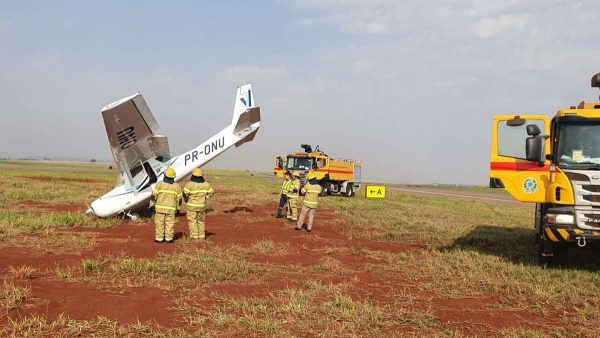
<box><xmin>490</xmin><ymin>115</ymin><xmax>551</xmax><ymax>203</ymax></box>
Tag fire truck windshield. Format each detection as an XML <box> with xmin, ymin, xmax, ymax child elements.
<box><xmin>557</xmin><ymin>123</ymin><xmax>600</xmax><ymax>167</ymax></box>
<box><xmin>286</xmin><ymin>157</ymin><xmax>314</xmax><ymax>170</ymax></box>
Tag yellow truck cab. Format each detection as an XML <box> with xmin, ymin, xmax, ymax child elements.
<box><xmin>274</xmin><ymin>144</ymin><xmax>361</xmax><ymax>197</ymax></box>
<box><xmin>490</xmin><ymin>73</ymin><xmax>600</xmax><ymax>265</ymax></box>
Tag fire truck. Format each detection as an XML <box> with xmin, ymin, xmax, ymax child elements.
<box><xmin>274</xmin><ymin>145</ymin><xmax>361</xmax><ymax>197</ymax></box>
<box><xmin>490</xmin><ymin>72</ymin><xmax>600</xmax><ymax>265</ymax></box>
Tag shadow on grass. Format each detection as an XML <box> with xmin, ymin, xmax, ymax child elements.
<box><xmin>444</xmin><ymin>225</ymin><xmax>536</xmax><ymax>265</ymax></box>
<box><xmin>445</xmin><ymin>225</ymin><xmax>600</xmax><ymax>269</ymax></box>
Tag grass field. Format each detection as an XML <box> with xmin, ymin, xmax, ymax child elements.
<box><xmin>0</xmin><ymin>160</ymin><xmax>599</xmax><ymax>337</ymax></box>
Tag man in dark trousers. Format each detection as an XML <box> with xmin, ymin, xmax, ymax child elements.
<box><xmin>276</xmin><ymin>171</ymin><xmax>292</xmax><ymax>218</ymax></box>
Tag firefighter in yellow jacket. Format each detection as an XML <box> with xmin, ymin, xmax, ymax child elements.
<box><xmin>149</xmin><ymin>167</ymin><xmax>182</xmax><ymax>243</ymax></box>
<box><xmin>287</xmin><ymin>171</ymin><xmax>301</xmax><ymax>222</ymax></box>
<box><xmin>276</xmin><ymin>171</ymin><xmax>292</xmax><ymax>218</ymax></box>
<box><xmin>183</xmin><ymin>168</ymin><xmax>214</xmax><ymax>240</ymax></box>
<box><xmin>296</xmin><ymin>172</ymin><xmax>322</xmax><ymax>232</ymax></box>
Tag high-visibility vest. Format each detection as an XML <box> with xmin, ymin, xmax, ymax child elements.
<box><xmin>183</xmin><ymin>181</ymin><xmax>214</xmax><ymax>211</ymax></box>
<box><xmin>301</xmin><ymin>183</ymin><xmax>322</xmax><ymax>208</ymax></box>
<box><xmin>281</xmin><ymin>179</ymin><xmax>292</xmax><ymax>195</ymax></box>
<box><xmin>151</xmin><ymin>181</ymin><xmax>183</xmax><ymax>214</ymax></box>
<box><xmin>288</xmin><ymin>179</ymin><xmax>301</xmax><ymax>199</ymax></box>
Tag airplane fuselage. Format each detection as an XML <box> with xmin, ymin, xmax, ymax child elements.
<box><xmin>88</xmin><ymin>104</ymin><xmax>260</xmax><ymax>218</ymax></box>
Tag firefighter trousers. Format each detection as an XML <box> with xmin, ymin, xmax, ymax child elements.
<box><xmin>187</xmin><ymin>210</ymin><xmax>206</xmax><ymax>239</ymax></box>
<box><xmin>287</xmin><ymin>197</ymin><xmax>298</xmax><ymax>221</ymax></box>
<box><xmin>155</xmin><ymin>212</ymin><xmax>175</xmax><ymax>242</ymax></box>
<box><xmin>297</xmin><ymin>206</ymin><xmax>316</xmax><ymax>230</ymax></box>
<box><xmin>277</xmin><ymin>195</ymin><xmax>288</xmax><ymax>217</ymax></box>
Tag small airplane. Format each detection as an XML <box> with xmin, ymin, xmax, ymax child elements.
<box><xmin>87</xmin><ymin>84</ymin><xmax>261</xmax><ymax>219</ymax></box>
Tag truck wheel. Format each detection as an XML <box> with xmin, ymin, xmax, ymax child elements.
<box><xmin>320</xmin><ymin>182</ymin><xmax>329</xmax><ymax>196</ymax></box>
<box><xmin>537</xmin><ymin>235</ymin><xmax>568</xmax><ymax>266</ymax></box>
<box><xmin>345</xmin><ymin>184</ymin><xmax>354</xmax><ymax>197</ymax></box>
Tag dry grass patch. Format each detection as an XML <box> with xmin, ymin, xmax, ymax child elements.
<box><xmin>8</xmin><ymin>265</ymin><xmax>38</xmax><ymax>279</ymax></box>
<box><xmin>0</xmin><ymin>229</ymin><xmax>98</xmax><ymax>253</ymax></box>
<box><xmin>54</xmin><ymin>245</ymin><xmax>281</xmax><ymax>289</ymax></box>
<box><xmin>249</xmin><ymin>240</ymin><xmax>290</xmax><ymax>256</ymax></box>
<box><xmin>0</xmin><ymin>281</ymin><xmax>32</xmax><ymax>314</ymax></box>
<box><xmin>0</xmin><ymin>314</ymin><xmax>188</xmax><ymax>337</ymax></box>
<box><xmin>200</xmin><ymin>280</ymin><xmax>436</xmax><ymax>337</ymax></box>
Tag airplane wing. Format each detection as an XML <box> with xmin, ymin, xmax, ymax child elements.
<box><xmin>101</xmin><ymin>93</ymin><xmax>170</xmax><ymax>192</ymax></box>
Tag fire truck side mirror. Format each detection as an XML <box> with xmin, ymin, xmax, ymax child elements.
<box><xmin>526</xmin><ymin>136</ymin><xmax>545</xmax><ymax>163</ymax></box>
<box><xmin>526</xmin><ymin>124</ymin><xmax>541</xmax><ymax>136</ymax></box>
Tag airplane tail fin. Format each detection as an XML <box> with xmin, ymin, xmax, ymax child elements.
<box><xmin>231</xmin><ymin>84</ymin><xmax>260</xmax><ymax>147</ymax></box>
<box><xmin>232</xmin><ymin>84</ymin><xmax>255</xmax><ymax>124</ymax></box>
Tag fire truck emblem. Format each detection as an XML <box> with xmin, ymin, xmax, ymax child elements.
<box><xmin>522</xmin><ymin>177</ymin><xmax>538</xmax><ymax>194</ymax></box>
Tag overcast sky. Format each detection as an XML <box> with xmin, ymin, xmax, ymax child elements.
<box><xmin>1</xmin><ymin>1</ymin><xmax>599</xmax><ymax>184</ymax></box>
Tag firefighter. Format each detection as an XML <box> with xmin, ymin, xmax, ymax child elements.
<box><xmin>296</xmin><ymin>172</ymin><xmax>322</xmax><ymax>232</ymax></box>
<box><xmin>276</xmin><ymin>171</ymin><xmax>292</xmax><ymax>218</ymax></box>
<box><xmin>183</xmin><ymin>168</ymin><xmax>214</xmax><ymax>240</ymax></box>
<box><xmin>149</xmin><ymin>167</ymin><xmax>182</xmax><ymax>243</ymax></box>
<box><xmin>287</xmin><ymin>171</ymin><xmax>301</xmax><ymax>222</ymax></box>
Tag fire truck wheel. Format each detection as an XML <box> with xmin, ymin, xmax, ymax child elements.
<box><xmin>345</xmin><ymin>184</ymin><xmax>354</xmax><ymax>197</ymax></box>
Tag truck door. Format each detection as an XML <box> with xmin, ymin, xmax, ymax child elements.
<box><xmin>490</xmin><ymin>115</ymin><xmax>551</xmax><ymax>203</ymax></box>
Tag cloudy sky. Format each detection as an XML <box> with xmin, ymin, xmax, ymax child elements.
<box><xmin>1</xmin><ymin>0</ymin><xmax>599</xmax><ymax>184</ymax></box>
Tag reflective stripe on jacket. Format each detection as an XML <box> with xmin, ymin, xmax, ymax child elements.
<box><xmin>281</xmin><ymin>179</ymin><xmax>292</xmax><ymax>195</ymax></box>
<box><xmin>287</xmin><ymin>178</ymin><xmax>301</xmax><ymax>199</ymax></box>
<box><xmin>183</xmin><ymin>181</ymin><xmax>214</xmax><ymax>211</ymax></box>
<box><xmin>301</xmin><ymin>183</ymin><xmax>322</xmax><ymax>208</ymax></box>
<box><xmin>151</xmin><ymin>181</ymin><xmax>183</xmax><ymax>214</ymax></box>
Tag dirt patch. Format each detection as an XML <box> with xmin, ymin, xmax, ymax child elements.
<box><xmin>0</xmin><ymin>248</ymin><xmax>84</xmax><ymax>273</ymax></box>
<box><xmin>432</xmin><ymin>296</ymin><xmax>554</xmax><ymax>332</ymax></box>
<box><xmin>17</xmin><ymin>176</ymin><xmax>102</xmax><ymax>183</ymax></box>
<box><xmin>20</xmin><ymin>200</ymin><xmax>83</xmax><ymax>213</ymax></box>
<box><xmin>69</xmin><ymin>221</ymin><xmax>180</xmax><ymax>258</ymax></box>
<box><xmin>9</xmin><ymin>279</ymin><xmax>176</xmax><ymax>327</ymax></box>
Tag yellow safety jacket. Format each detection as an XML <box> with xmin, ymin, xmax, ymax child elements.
<box><xmin>183</xmin><ymin>181</ymin><xmax>214</xmax><ymax>211</ymax></box>
<box><xmin>281</xmin><ymin>179</ymin><xmax>292</xmax><ymax>196</ymax></box>
<box><xmin>150</xmin><ymin>181</ymin><xmax>183</xmax><ymax>214</ymax></box>
<box><xmin>288</xmin><ymin>178</ymin><xmax>301</xmax><ymax>199</ymax></box>
<box><xmin>301</xmin><ymin>182</ymin><xmax>322</xmax><ymax>208</ymax></box>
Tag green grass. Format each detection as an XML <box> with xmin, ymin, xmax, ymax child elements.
<box><xmin>0</xmin><ymin>211</ymin><xmax>117</xmax><ymax>231</ymax></box>
<box><xmin>389</xmin><ymin>183</ymin><xmax>510</xmax><ymax>195</ymax></box>
<box><xmin>321</xmin><ymin>190</ymin><xmax>532</xmax><ymax>248</ymax></box>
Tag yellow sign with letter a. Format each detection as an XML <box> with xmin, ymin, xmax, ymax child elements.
<box><xmin>366</xmin><ymin>185</ymin><xmax>386</xmax><ymax>199</ymax></box>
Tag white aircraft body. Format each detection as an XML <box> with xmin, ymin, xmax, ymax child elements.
<box><xmin>87</xmin><ymin>84</ymin><xmax>260</xmax><ymax>218</ymax></box>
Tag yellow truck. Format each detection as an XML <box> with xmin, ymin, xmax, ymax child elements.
<box><xmin>490</xmin><ymin>73</ymin><xmax>600</xmax><ymax>265</ymax></box>
<box><xmin>274</xmin><ymin>144</ymin><xmax>361</xmax><ymax>197</ymax></box>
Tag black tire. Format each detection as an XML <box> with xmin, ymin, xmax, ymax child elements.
<box><xmin>320</xmin><ymin>181</ymin><xmax>329</xmax><ymax>196</ymax></box>
<box><xmin>345</xmin><ymin>184</ymin><xmax>354</xmax><ymax>197</ymax></box>
<box><xmin>537</xmin><ymin>234</ymin><xmax>568</xmax><ymax>266</ymax></box>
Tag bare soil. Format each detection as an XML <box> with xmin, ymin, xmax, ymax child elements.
<box><xmin>20</xmin><ymin>200</ymin><xmax>84</xmax><ymax>212</ymax></box>
<box><xmin>0</xmin><ymin>203</ymin><xmax>552</xmax><ymax>335</ymax></box>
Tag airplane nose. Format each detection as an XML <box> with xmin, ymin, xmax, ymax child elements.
<box><xmin>85</xmin><ymin>206</ymin><xmax>95</xmax><ymax>216</ymax></box>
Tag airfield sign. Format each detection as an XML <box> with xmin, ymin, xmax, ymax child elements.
<box><xmin>366</xmin><ymin>185</ymin><xmax>386</xmax><ymax>199</ymax></box>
